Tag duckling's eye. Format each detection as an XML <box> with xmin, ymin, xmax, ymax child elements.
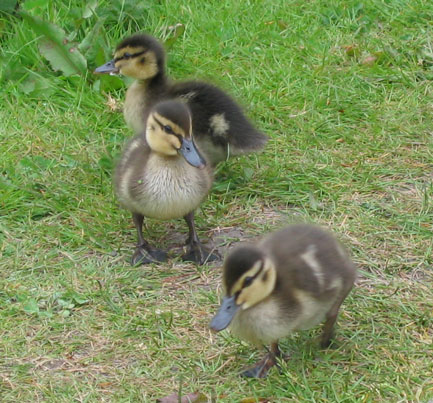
<box><xmin>163</xmin><ymin>125</ymin><xmax>173</xmax><ymax>134</ymax></box>
<box><xmin>243</xmin><ymin>276</ymin><xmax>254</xmax><ymax>288</ymax></box>
<box><xmin>124</xmin><ymin>52</ymin><xmax>132</xmax><ymax>59</ymax></box>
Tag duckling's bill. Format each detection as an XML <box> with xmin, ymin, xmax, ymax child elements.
<box><xmin>94</xmin><ymin>60</ymin><xmax>119</xmax><ymax>75</ymax></box>
<box><xmin>180</xmin><ymin>138</ymin><xmax>206</xmax><ymax>169</ymax></box>
<box><xmin>210</xmin><ymin>295</ymin><xmax>240</xmax><ymax>331</ymax></box>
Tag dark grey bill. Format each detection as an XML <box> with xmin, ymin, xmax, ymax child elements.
<box><xmin>94</xmin><ymin>60</ymin><xmax>119</xmax><ymax>74</ymax></box>
<box><xmin>210</xmin><ymin>295</ymin><xmax>240</xmax><ymax>332</ymax></box>
<box><xmin>180</xmin><ymin>138</ymin><xmax>206</xmax><ymax>169</ymax></box>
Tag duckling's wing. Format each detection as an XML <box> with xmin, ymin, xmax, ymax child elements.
<box><xmin>170</xmin><ymin>81</ymin><xmax>268</xmax><ymax>152</ymax></box>
<box><xmin>262</xmin><ymin>225</ymin><xmax>355</xmax><ymax>297</ymax></box>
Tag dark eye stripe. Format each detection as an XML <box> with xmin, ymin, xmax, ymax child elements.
<box><xmin>242</xmin><ymin>261</ymin><xmax>264</xmax><ymax>288</ymax></box>
<box><xmin>153</xmin><ymin>116</ymin><xmax>182</xmax><ymax>141</ymax></box>
<box><xmin>243</xmin><ymin>276</ymin><xmax>254</xmax><ymax>287</ymax></box>
<box><xmin>163</xmin><ymin>125</ymin><xmax>173</xmax><ymax>134</ymax></box>
<box><xmin>114</xmin><ymin>50</ymin><xmax>146</xmax><ymax>63</ymax></box>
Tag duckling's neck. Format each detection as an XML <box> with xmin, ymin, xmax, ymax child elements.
<box><xmin>124</xmin><ymin>71</ymin><xmax>168</xmax><ymax>133</ymax></box>
<box><xmin>139</xmin><ymin>70</ymin><xmax>168</xmax><ymax>94</ymax></box>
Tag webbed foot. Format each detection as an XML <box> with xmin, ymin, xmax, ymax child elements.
<box><xmin>320</xmin><ymin>338</ymin><xmax>338</xmax><ymax>349</ymax></box>
<box><xmin>241</xmin><ymin>353</ymin><xmax>277</xmax><ymax>378</ymax></box>
<box><xmin>181</xmin><ymin>241</ymin><xmax>220</xmax><ymax>265</ymax></box>
<box><xmin>132</xmin><ymin>244</ymin><xmax>168</xmax><ymax>265</ymax></box>
<box><xmin>241</xmin><ymin>343</ymin><xmax>286</xmax><ymax>378</ymax></box>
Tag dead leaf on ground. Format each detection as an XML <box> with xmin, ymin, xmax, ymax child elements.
<box><xmin>343</xmin><ymin>44</ymin><xmax>360</xmax><ymax>57</ymax></box>
<box><xmin>164</xmin><ymin>23</ymin><xmax>185</xmax><ymax>49</ymax></box>
<box><xmin>157</xmin><ymin>391</ymin><xmax>207</xmax><ymax>403</ymax></box>
<box><xmin>104</xmin><ymin>94</ymin><xmax>122</xmax><ymax>112</ymax></box>
<box><xmin>361</xmin><ymin>54</ymin><xmax>377</xmax><ymax>66</ymax></box>
<box><xmin>277</xmin><ymin>20</ymin><xmax>288</xmax><ymax>30</ymax></box>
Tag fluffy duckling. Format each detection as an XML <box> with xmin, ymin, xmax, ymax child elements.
<box><xmin>115</xmin><ymin>99</ymin><xmax>217</xmax><ymax>265</ymax></box>
<box><xmin>95</xmin><ymin>33</ymin><xmax>268</xmax><ymax>166</ymax></box>
<box><xmin>210</xmin><ymin>224</ymin><xmax>356</xmax><ymax>378</ymax></box>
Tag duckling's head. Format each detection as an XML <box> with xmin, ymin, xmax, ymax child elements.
<box><xmin>146</xmin><ymin>100</ymin><xmax>206</xmax><ymax>168</ymax></box>
<box><xmin>94</xmin><ymin>34</ymin><xmax>165</xmax><ymax>80</ymax></box>
<box><xmin>210</xmin><ymin>245</ymin><xmax>277</xmax><ymax>332</ymax></box>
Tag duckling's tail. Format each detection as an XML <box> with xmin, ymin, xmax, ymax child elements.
<box><xmin>229</xmin><ymin>128</ymin><xmax>269</xmax><ymax>154</ymax></box>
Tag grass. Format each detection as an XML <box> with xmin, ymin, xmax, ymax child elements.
<box><xmin>1</xmin><ymin>0</ymin><xmax>433</xmax><ymax>401</ymax></box>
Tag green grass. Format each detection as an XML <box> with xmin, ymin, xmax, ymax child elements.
<box><xmin>1</xmin><ymin>0</ymin><xmax>433</xmax><ymax>401</ymax></box>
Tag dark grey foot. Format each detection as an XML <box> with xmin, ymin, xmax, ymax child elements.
<box><xmin>131</xmin><ymin>245</ymin><xmax>168</xmax><ymax>265</ymax></box>
<box><xmin>320</xmin><ymin>338</ymin><xmax>338</xmax><ymax>349</ymax></box>
<box><xmin>241</xmin><ymin>354</ymin><xmax>277</xmax><ymax>378</ymax></box>
<box><xmin>320</xmin><ymin>328</ymin><xmax>336</xmax><ymax>349</ymax></box>
<box><xmin>181</xmin><ymin>242</ymin><xmax>220</xmax><ymax>265</ymax></box>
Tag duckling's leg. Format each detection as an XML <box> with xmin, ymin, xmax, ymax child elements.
<box><xmin>320</xmin><ymin>287</ymin><xmax>352</xmax><ymax>348</ymax></box>
<box><xmin>241</xmin><ymin>342</ymin><xmax>283</xmax><ymax>378</ymax></box>
<box><xmin>131</xmin><ymin>213</ymin><xmax>167</xmax><ymax>265</ymax></box>
<box><xmin>181</xmin><ymin>212</ymin><xmax>219</xmax><ymax>265</ymax></box>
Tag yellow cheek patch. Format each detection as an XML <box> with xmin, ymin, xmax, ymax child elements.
<box><xmin>146</xmin><ymin>115</ymin><xmax>181</xmax><ymax>156</ymax></box>
<box><xmin>235</xmin><ymin>259</ymin><xmax>277</xmax><ymax>310</ymax></box>
<box><xmin>114</xmin><ymin>48</ymin><xmax>158</xmax><ymax>80</ymax></box>
<box><xmin>168</xmin><ymin>135</ymin><xmax>181</xmax><ymax>150</ymax></box>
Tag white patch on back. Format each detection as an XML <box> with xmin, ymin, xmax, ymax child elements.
<box><xmin>300</xmin><ymin>244</ymin><xmax>324</xmax><ymax>289</ymax></box>
<box><xmin>327</xmin><ymin>277</ymin><xmax>343</xmax><ymax>291</ymax></box>
<box><xmin>209</xmin><ymin>113</ymin><xmax>230</xmax><ymax>137</ymax></box>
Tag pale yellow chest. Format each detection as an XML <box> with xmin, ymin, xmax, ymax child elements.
<box><xmin>230</xmin><ymin>290</ymin><xmax>337</xmax><ymax>346</ymax></box>
<box><xmin>116</xmin><ymin>152</ymin><xmax>212</xmax><ymax>220</ymax></box>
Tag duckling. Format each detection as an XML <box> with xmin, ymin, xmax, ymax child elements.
<box><xmin>115</xmin><ymin>99</ymin><xmax>217</xmax><ymax>265</ymax></box>
<box><xmin>210</xmin><ymin>224</ymin><xmax>356</xmax><ymax>378</ymax></box>
<box><xmin>95</xmin><ymin>33</ymin><xmax>268</xmax><ymax>166</ymax></box>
